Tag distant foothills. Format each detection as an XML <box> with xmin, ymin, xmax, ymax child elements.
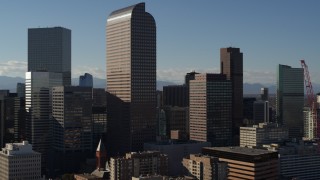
<box><xmin>1</xmin><ymin>75</ymin><xmax>320</xmax><ymax>95</ymax></box>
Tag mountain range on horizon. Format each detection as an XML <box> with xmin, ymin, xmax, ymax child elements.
<box><xmin>1</xmin><ymin>75</ymin><xmax>320</xmax><ymax>95</ymax></box>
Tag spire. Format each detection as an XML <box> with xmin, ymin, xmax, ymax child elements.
<box><xmin>96</xmin><ymin>139</ymin><xmax>106</xmax><ymax>152</ymax></box>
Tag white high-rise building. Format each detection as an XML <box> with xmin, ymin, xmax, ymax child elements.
<box><xmin>0</xmin><ymin>141</ymin><xmax>42</xmax><ymax>180</ymax></box>
<box><xmin>25</xmin><ymin>72</ymin><xmax>63</xmax><ymax>168</ymax></box>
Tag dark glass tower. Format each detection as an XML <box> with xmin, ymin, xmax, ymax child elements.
<box><xmin>277</xmin><ymin>64</ymin><xmax>304</xmax><ymax>139</ymax></box>
<box><xmin>28</xmin><ymin>27</ymin><xmax>71</xmax><ymax>86</ymax></box>
<box><xmin>220</xmin><ymin>47</ymin><xmax>243</xmax><ymax>144</ymax></box>
<box><xmin>106</xmin><ymin>3</ymin><xmax>156</xmax><ymax>153</ymax></box>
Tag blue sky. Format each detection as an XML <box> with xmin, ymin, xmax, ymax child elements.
<box><xmin>0</xmin><ymin>0</ymin><xmax>319</xmax><ymax>84</ymax></box>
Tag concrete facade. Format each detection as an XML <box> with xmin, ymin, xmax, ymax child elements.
<box><xmin>0</xmin><ymin>141</ymin><xmax>42</xmax><ymax>180</ymax></box>
<box><xmin>110</xmin><ymin>151</ymin><xmax>168</xmax><ymax>180</ymax></box>
<box><xmin>240</xmin><ymin>123</ymin><xmax>288</xmax><ymax>148</ymax></box>
<box><xmin>182</xmin><ymin>154</ymin><xmax>227</xmax><ymax>180</ymax></box>
<box><xmin>202</xmin><ymin>147</ymin><xmax>279</xmax><ymax>179</ymax></box>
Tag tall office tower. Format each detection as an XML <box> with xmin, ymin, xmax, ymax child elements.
<box><xmin>79</xmin><ymin>73</ymin><xmax>93</xmax><ymax>87</ymax></box>
<box><xmin>163</xmin><ymin>85</ymin><xmax>188</xmax><ymax>107</ymax></box>
<box><xmin>0</xmin><ymin>91</ymin><xmax>14</xmax><ymax>147</ymax></box>
<box><xmin>0</xmin><ymin>91</ymin><xmax>26</xmax><ymax>146</ymax></box>
<box><xmin>185</xmin><ymin>71</ymin><xmax>199</xmax><ymax>87</ymax></box>
<box><xmin>13</xmin><ymin>95</ymin><xmax>25</xmax><ymax>142</ymax></box>
<box><xmin>182</xmin><ymin>154</ymin><xmax>228</xmax><ymax>180</ymax></box>
<box><xmin>52</xmin><ymin>86</ymin><xmax>92</xmax><ymax>152</ymax></box>
<box><xmin>106</xmin><ymin>3</ymin><xmax>156</xmax><ymax>153</ymax></box>
<box><xmin>253</xmin><ymin>100</ymin><xmax>269</xmax><ymax>124</ymax></box>
<box><xmin>0</xmin><ymin>141</ymin><xmax>41</xmax><ymax>180</ymax></box>
<box><xmin>261</xmin><ymin>87</ymin><xmax>269</xmax><ymax>101</ymax></box>
<box><xmin>28</xmin><ymin>27</ymin><xmax>71</xmax><ymax>86</ymax></box>
<box><xmin>163</xmin><ymin>106</ymin><xmax>189</xmax><ymax>140</ymax></box>
<box><xmin>16</xmin><ymin>83</ymin><xmax>25</xmax><ymax>98</ymax></box>
<box><xmin>189</xmin><ymin>74</ymin><xmax>232</xmax><ymax>146</ymax></box>
<box><xmin>220</xmin><ymin>47</ymin><xmax>243</xmax><ymax>143</ymax></box>
<box><xmin>25</xmin><ymin>71</ymin><xmax>63</xmax><ymax>171</ymax></box>
<box><xmin>51</xmin><ymin>86</ymin><xmax>92</xmax><ymax>174</ymax></box>
<box><xmin>276</xmin><ymin>64</ymin><xmax>304</xmax><ymax>139</ymax></box>
<box><xmin>243</xmin><ymin>97</ymin><xmax>256</xmax><ymax>125</ymax></box>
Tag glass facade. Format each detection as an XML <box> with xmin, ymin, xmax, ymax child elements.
<box><xmin>28</xmin><ymin>27</ymin><xmax>71</xmax><ymax>86</ymax></box>
<box><xmin>276</xmin><ymin>64</ymin><xmax>304</xmax><ymax>139</ymax></box>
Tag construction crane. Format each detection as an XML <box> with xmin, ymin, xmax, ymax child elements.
<box><xmin>300</xmin><ymin>60</ymin><xmax>318</xmax><ymax>140</ymax></box>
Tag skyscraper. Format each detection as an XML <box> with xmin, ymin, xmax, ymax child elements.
<box><xmin>276</xmin><ymin>64</ymin><xmax>304</xmax><ymax>139</ymax></box>
<box><xmin>28</xmin><ymin>27</ymin><xmax>71</xmax><ymax>86</ymax></box>
<box><xmin>52</xmin><ymin>86</ymin><xmax>93</xmax><ymax>152</ymax></box>
<box><xmin>106</xmin><ymin>3</ymin><xmax>156</xmax><ymax>153</ymax></box>
<box><xmin>189</xmin><ymin>73</ymin><xmax>232</xmax><ymax>146</ymax></box>
<box><xmin>220</xmin><ymin>47</ymin><xmax>243</xmax><ymax>144</ymax></box>
<box><xmin>79</xmin><ymin>73</ymin><xmax>93</xmax><ymax>87</ymax></box>
<box><xmin>25</xmin><ymin>72</ymin><xmax>63</xmax><ymax>171</ymax></box>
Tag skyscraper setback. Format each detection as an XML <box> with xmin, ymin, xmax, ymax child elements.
<box><xmin>220</xmin><ymin>47</ymin><xmax>243</xmax><ymax>144</ymax></box>
<box><xmin>28</xmin><ymin>27</ymin><xmax>71</xmax><ymax>86</ymax></box>
<box><xmin>106</xmin><ymin>3</ymin><xmax>156</xmax><ymax>153</ymax></box>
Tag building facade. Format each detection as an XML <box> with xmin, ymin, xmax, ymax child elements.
<box><xmin>0</xmin><ymin>141</ymin><xmax>42</xmax><ymax>180</ymax></box>
<box><xmin>303</xmin><ymin>107</ymin><xmax>316</xmax><ymax>139</ymax></box>
<box><xmin>182</xmin><ymin>154</ymin><xmax>227</xmax><ymax>180</ymax></box>
<box><xmin>220</xmin><ymin>47</ymin><xmax>243</xmax><ymax>143</ymax></box>
<box><xmin>202</xmin><ymin>147</ymin><xmax>279</xmax><ymax>179</ymax></box>
<box><xmin>79</xmin><ymin>73</ymin><xmax>93</xmax><ymax>87</ymax></box>
<box><xmin>163</xmin><ymin>106</ymin><xmax>189</xmax><ymax>140</ymax></box>
<box><xmin>110</xmin><ymin>151</ymin><xmax>168</xmax><ymax>180</ymax></box>
<box><xmin>240</xmin><ymin>123</ymin><xmax>288</xmax><ymax>148</ymax></box>
<box><xmin>25</xmin><ymin>72</ymin><xmax>63</xmax><ymax>170</ymax></box>
<box><xmin>52</xmin><ymin>86</ymin><xmax>93</xmax><ymax>152</ymax></box>
<box><xmin>106</xmin><ymin>3</ymin><xmax>157</xmax><ymax>153</ymax></box>
<box><xmin>144</xmin><ymin>140</ymin><xmax>211</xmax><ymax>176</ymax></box>
<box><xmin>276</xmin><ymin>64</ymin><xmax>304</xmax><ymax>139</ymax></box>
<box><xmin>253</xmin><ymin>100</ymin><xmax>269</xmax><ymax>124</ymax></box>
<box><xmin>163</xmin><ymin>85</ymin><xmax>188</xmax><ymax>107</ymax></box>
<box><xmin>189</xmin><ymin>73</ymin><xmax>232</xmax><ymax>146</ymax></box>
<box><xmin>266</xmin><ymin>140</ymin><xmax>320</xmax><ymax>180</ymax></box>
<box><xmin>28</xmin><ymin>27</ymin><xmax>71</xmax><ymax>86</ymax></box>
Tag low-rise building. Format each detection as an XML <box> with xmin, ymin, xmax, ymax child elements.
<box><xmin>265</xmin><ymin>140</ymin><xmax>320</xmax><ymax>180</ymax></box>
<box><xmin>0</xmin><ymin>141</ymin><xmax>42</xmax><ymax>180</ymax></box>
<box><xmin>240</xmin><ymin>123</ymin><xmax>288</xmax><ymax>148</ymax></box>
<box><xmin>144</xmin><ymin>140</ymin><xmax>211</xmax><ymax>176</ymax></box>
<box><xmin>182</xmin><ymin>154</ymin><xmax>227</xmax><ymax>180</ymax></box>
<box><xmin>202</xmin><ymin>146</ymin><xmax>279</xmax><ymax>179</ymax></box>
<box><xmin>110</xmin><ymin>151</ymin><xmax>168</xmax><ymax>180</ymax></box>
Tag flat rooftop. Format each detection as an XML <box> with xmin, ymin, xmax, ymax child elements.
<box><xmin>205</xmin><ymin>147</ymin><xmax>273</xmax><ymax>156</ymax></box>
<box><xmin>202</xmin><ymin>147</ymin><xmax>278</xmax><ymax>163</ymax></box>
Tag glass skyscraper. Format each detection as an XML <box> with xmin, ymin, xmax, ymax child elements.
<box><xmin>25</xmin><ymin>72</ymin><xmax>63</xmax><ymax>171</ymax></box>
<box><xmin>28</xmin><ymin>27</ymin><xmax>71</xmax><ymax>86</ymax></box>
<box><xmin>106</xmin><ymin>3</ymin><xmax>156</xmax><ymax>153</ymax></box>
<box><xmin>276</xmin><ymin>64</ymin><xmax>304</xmax><ymax>139</ymax></box>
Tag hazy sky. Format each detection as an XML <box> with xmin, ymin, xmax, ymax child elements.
<box><xmin>0</xmin><ymin>0</ymin><xmax>319</xmax><ymax>84</ymax></box>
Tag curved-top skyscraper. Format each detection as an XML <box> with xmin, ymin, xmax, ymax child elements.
<box><xmin>106</xmin><ymin>3</ymin><xmax>156</xmax><ymax>153</ymax></box>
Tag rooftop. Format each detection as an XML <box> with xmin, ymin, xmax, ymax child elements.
<box><xmin>204</xmin><ymin>146</ymin><xmax>274</xmax><ymax>156</ymax></box>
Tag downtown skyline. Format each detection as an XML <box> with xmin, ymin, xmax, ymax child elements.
<box><xmin>0</xmin><ymin>0</ymin><xmax>320</xmax><ymax>85</ymax></box>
